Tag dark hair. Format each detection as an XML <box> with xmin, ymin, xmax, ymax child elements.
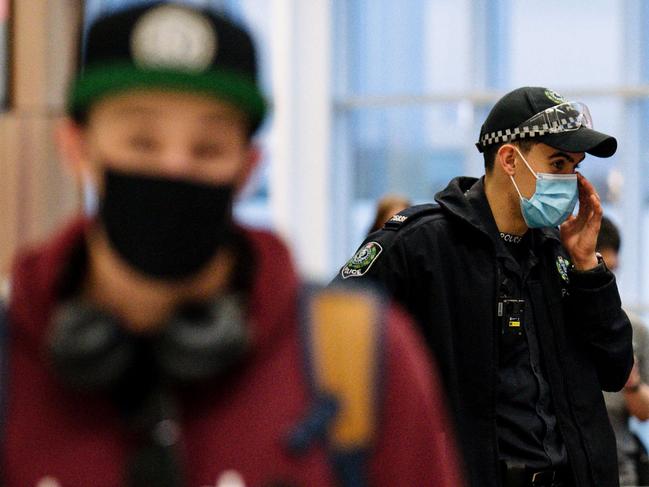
<box><xmin>597</xmin><ymin>216</ymin><xmax>621</xmax><ymax>253</ymax></box>
<box><xmin>483</xmin><ymin>139</ymin><xmax>537</xmax><ymax>172</ymax></box>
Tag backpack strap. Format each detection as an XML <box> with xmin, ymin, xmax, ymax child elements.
<box><xmin>288</xmin><ymin>284</ymin><xmax>385</xmax><ymax>487</ymax></box>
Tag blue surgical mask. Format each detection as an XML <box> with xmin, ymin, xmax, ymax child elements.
<box><xmin>510</xmin><ymin>147</ymin><xmax>578</xmax><ymax>228</ymax></box>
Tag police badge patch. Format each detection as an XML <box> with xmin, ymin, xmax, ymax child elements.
<box><xmin>556</xmin><ymin>255</ymin><xmax>571</xmax><ymax>284</ymax></box>
<box><xmin>341</xmin><ymin>242</ymin><xmax>383</xmax><ymax>279</ymax></box>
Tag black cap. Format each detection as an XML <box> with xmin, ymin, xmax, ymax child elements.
<box><xmin>68</xmin><ymin>2</ymin><xmax>266</xmax><ymax>131</ymax></box>
<box><xmin>476</xmin><ymin>87</ymin><xmax>617</xmax><ymax>158</ymax></box>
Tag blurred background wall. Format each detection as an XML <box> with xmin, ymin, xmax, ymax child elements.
<box><xmin>0</xmin><ymin>0</ymin><xmax>80</xmax><ymax>275</ymax></box>
<box><xmin>2</xmin><ymin>0</ymin><xmax>649</xmax><ymax>321</ymax></box>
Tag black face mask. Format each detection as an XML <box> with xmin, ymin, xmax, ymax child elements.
<box><xmin>99</xmin><ymin>169</ymin><xmax>235</xmax><ymax>280</ymax></box>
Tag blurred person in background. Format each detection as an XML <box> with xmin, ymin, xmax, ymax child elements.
<box><xmin>367</xmin><ymin>194</ymin><xmax>411</xmax><ymax>234</ymax></box>
<box><xmin>0</xmin><ymin>3</ymin><xmax>462</xmax><ymax>486</ymax></box>
<box><xmin>335</xmin><ymin>87</ymin><xmax>633</xmax><ymax>487</ymax></box>
<box><xmin>599</xmin><ymin>216</ymin><xmax>649</xmax><ymax>486</ymax></box>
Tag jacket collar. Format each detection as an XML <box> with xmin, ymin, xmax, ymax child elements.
<box><xmin>434</xmin><ymin>176</ymin><xmax>498</xmax><ymax>240</ymax></box>
<box><xmin>434</xmin><ymin>176</ymin><xmax>561</xmax><ymax>255</ymax></box>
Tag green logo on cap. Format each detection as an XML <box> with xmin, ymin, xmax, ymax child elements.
<box><xmin>545</xmin><ymin>89</ymin><xmax>566</xmax><ymax>105</ymax></box>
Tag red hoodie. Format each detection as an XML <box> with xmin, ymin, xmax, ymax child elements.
<box><xmin>2</xmin><ymin>219</ymin><xmax>462</xmax><ymax>487</ymax></box>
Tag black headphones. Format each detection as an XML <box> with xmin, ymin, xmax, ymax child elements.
<box><xmin>47</xmin><ymin>294</ymin><xmax>251</xmax><ymax>486</ymax></box>
<box><xmin>48</xmin><ymin>293</ymin><xmax>249</xmax><ymax>390</ymax></box>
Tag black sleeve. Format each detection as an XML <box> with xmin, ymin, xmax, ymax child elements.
<box><xmin>565</xmin><ymin>265</ymin><xmax>633</xmax><ymax>391</ymax></box>
<box><xmin>330</xmin><ymin>231</ymin><xmax>411</xmax><ymax>303</ymax></box>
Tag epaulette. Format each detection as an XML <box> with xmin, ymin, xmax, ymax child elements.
<box><xmin>382</xmin><ymin>203</ymin><xmax>442</xmax><ymax>231</ymax></box>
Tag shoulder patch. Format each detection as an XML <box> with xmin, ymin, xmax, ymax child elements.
<box><xmin>382</xmin><ymin>203</ymin><xmax>441</xmax><ymax>231</ymax></box>
<box><xmin>388</xmin><ymin>214</ymin><xmax>408</xmax><ymax>224</ymax></box>
<box><xmin>341</xmin><ymin>242</ymin><xmax>383</xmax><ymax>279</ymax></box>
<box><xmin>556</xmin><ymin>255</ymin><xmax>571</xmax><ymax>283</ymax></box>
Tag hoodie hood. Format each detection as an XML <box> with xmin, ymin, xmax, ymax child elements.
<box><xmin>8</xmin><ymin>217</ymin><xmax>300</xmax><ymax>360</ymax></box>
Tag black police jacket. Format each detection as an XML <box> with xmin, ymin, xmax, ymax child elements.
<box><xmin>334</xmin><ymin>176</ymin><xmax>633</xmax><ymax>487</ymax></box>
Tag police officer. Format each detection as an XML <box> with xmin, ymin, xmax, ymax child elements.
<box><xmin>336</xmin><ymin>87</ymin><xmax>633</xmax><ymax>487</ymax></box>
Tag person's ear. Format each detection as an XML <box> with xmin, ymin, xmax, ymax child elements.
<box><xmin>496</xmin><ymin>144</ymin><xmax>517</xmax><ymax>177</ymax></box>
<box><xmin>55</xmin><ymin>118</ymin><xmax>92</xmax><ymax>185</ymax></box>
<box><xmin>234</xmin><ymin>144</ymin><xmax>261</xmax><ymax>194</ymax></box>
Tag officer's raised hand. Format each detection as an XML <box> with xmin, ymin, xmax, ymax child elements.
<box><xmin>560</xmin><ymin>172</ymin><xmax>602</xmax><ymax>270</ymax></box>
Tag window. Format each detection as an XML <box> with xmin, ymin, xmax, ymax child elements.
<box><xmin>333</xmin><ymin>0</ymin><xmax>486</xmax><ymax>265</ymax></box>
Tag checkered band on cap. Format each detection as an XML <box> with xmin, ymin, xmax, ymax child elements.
<box><xmin>478</xmin><ymin>116</ymin><xmax>580</xmax><ymax>149</ymax></box>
